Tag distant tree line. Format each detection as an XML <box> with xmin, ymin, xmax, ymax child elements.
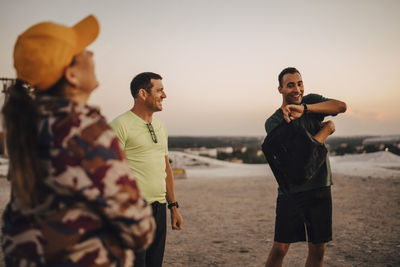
<box><xmin>168</xmin><ymin>135</ymin><xmax>382</xmax><ymax>150</ymax></box>
<box><xmin>168</xmin><ymin>135</ymin><xmax>400</xmax><ymax>165</ymax></box>
<box><xmin>326</xmin><ymin>136</ymin><xmax>400</xmax><ymax>156</ymax></box>
<box><xmin>168</xmin><ymin>136</ymin><xmax>267</xmax><ymax>164</ymax></box>
<box><xmin>217</xmin><ymin>146</ymin><xmax>267</xmax><ymax>164</ymax></box>
<box><xmin>168</xmin><ymin>136</ymin><xmax>264</xmax><ymax>149</ymax></box>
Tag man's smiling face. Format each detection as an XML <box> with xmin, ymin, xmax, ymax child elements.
<box><xmin>278</xmin><ymin>72</ymin><xmax>304</xmax><ymax>105</ymax></box>
<box><xmin>144</xmin><ymin>79</ymin><xmax>166</xmax><ymax>112</ymax></box>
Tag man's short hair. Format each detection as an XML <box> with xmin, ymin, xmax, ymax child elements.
<box><xmin>278</xmin><ymin>67</ymin><xmax>301</xmax><ymax>87</ymax></box>
<box><xmin>130</xmin><ymin>72</ymin><xmax>163</xmax><ymax>98</ymax></box>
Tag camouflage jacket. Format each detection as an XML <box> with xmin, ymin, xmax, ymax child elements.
<box><xmin>2</xmin><ymin>95</ymin><xmax>155</xmax><ymax>266</ymax></box>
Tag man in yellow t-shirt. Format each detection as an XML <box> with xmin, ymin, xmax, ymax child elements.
<box><xmin>111</xmin><ymin>72</ymin><xmax>183</xmax><ymax>267</ymax></box>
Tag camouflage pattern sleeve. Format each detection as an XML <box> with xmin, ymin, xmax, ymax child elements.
<box><xmin>60</xmin><ymin>106</ymin><xmax>156</xmax><ymax>251</ymax></box>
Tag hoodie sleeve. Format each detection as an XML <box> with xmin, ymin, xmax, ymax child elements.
<box><xmin>56</xmin><ymin>106</ymin><xmax>155</xmax><ymax>251</ymax></box>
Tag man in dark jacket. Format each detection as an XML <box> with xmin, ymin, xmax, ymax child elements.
<box><xmin>264</xmin><ymin>67</ymin><xmax>346</xmax><ymax>267</ymax></box>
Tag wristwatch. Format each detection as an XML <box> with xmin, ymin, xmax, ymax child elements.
<box><xmin>168</xmin><ymin>202</ymin><xmax>179</xmax><ymax>209</ymax></box>
<box><xmin>302</xmin><ymin>103</ymin><xmax>308</xmax><ymax>114</ymax></box>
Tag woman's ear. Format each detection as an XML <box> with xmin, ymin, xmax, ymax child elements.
<box><xmin>64</xmin><ymin>66</ymin><xmax>79</xmax><ymax>88</ymax></box>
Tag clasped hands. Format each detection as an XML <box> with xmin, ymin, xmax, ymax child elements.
<box><xmin>281</xmin><ymin>104</ymin><xmax>335</xmax><ymax>142</ymax></box>
<box><xmin>282</xmin><ymin>104</ymin><xmax>305</xmax><ymax>123</ymax></box>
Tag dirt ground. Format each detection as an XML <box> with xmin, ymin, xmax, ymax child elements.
<box><xmin>0</xmin><ymin>172</ymin><xmax>399</xmax><ymax>266</ymax></box>
<box><xmin>163</xmin><ymin>173</ymin><xmax>400</xmax><ymax>267</ymax></box>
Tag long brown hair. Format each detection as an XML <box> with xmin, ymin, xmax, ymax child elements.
<box><xmin>2</xmin><ymin>80</ymin><xmax>45</xmax><ymax>207</ymax></box>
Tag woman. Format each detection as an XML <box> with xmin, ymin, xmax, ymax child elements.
<box><xmin>1</xmin><ymin>15</ymin><xmax>155</xmax><ymax>266</ymax></box>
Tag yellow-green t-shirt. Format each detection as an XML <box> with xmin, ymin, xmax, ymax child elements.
<box><xmin>110</xmin><ymin>111</ymin><xmax>168</xmax><ymax>203</ymax></box>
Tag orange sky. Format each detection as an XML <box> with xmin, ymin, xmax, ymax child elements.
<box><xmin>1</xmin><ymin>0</ymin><xmax>399</xmax><ymax>136</ymax></box>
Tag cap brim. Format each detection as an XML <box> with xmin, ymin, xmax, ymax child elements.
<box><xmin>73</xmin><ymin>15</ymin><xmax>99</xmax><ymax>53</ymax></box>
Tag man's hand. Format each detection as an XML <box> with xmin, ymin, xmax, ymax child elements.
<box><xmin>164</xmin><ymin>156</ymin><xmax>183</xmax><ymax>230</ymax></box>
<box><xmin>282</xmin><ymin>104</ymin><xmax>305</xmax><ymax>123</ymax></box>
<box><xmin>321</xmin><ymin>120</ymin><xmax>335</xmax><ymax>135</ymax></box>
<box><xmin>170</xmin><ymin>207</ymin><xmax>183</xmax><ymax>230</ymax></box>
<box><xmin>314</xmin><ymin>120</ymin><xmax>335</xmax><ymax>143</ymax></box>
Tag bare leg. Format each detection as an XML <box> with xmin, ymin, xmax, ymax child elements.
<box><xmin>265</xmin><ymin>242</ymin><xmax>290</xmax><ymax>267</ymax></box>
<box><xmin>305</xmin><ymin>243</ymin><xmax>326</xmax><ymax>267</ymax></box>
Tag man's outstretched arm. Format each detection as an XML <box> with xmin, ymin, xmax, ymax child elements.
<box><xmin>306</xmin><ymin>99</ymin><xmax>347</xmax><ymax>115</ymax></box>
<box><xmin>283</xmin><ymin>99</ymin><xmax>347</xmax><ymax>122</ymax></box>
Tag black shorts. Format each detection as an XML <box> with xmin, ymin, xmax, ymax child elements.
<box><xmin>274</xmin><ymin>186</ymin><xmax>332</xmax><ymax>244</ymax></box>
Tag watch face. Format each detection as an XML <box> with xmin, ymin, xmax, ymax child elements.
<box><xmin>302</xmin><ymin>103</ymin><xmax>307</xmax><ymax>113</ymax></box>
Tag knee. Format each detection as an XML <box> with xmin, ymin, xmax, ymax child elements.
<box><xmin>308</xmin><ymin>243</ymin><xmax>326</xmax><ymax>260</ymax></box>
<box><xmin>271</xmin><ymin>243</ymin><xmax>290</xmax><ymax>258</ymax></box>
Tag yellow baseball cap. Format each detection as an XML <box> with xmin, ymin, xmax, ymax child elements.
<box><xmin>13</xmin><ymin>15</ymin><xmax>100</xmax><ymax>91</ymax></box>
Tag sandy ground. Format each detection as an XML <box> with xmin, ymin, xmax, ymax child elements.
<box><xmin>162</xmin><ymin>173</ymin><xmax>400</xmax><ymax>267</ymax></box>
<box><xmin>0</xmin><ymin>152</ymin><xmax>399</xmax><ymax>266</ymax></box>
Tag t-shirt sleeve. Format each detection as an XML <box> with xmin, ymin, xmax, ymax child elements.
<box><xmin>265</xmin><ymin>110</ymin><xmax>284</xmax><ymax>134</ymax></box>
<box><xmin>303</xmin><ymin>93</ymin><xmax>333</xmax><ymax>121</ymax></box>
<box><xmin>302</xmin><ymin>93</ymin><xmax>331</xmax><ymax>104</ymax></box>
<box><xmin>110</xmin><ymin>117</ymin><xmax>127</xmax><ymax>149</ymax></box>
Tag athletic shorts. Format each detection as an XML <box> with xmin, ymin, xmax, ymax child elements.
<box><xmin>274</xmin><ymin>186</ymin><xmax>332</xmax><ymax>244</ymax></box>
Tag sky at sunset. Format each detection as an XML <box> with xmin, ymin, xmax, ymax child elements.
<box><xmin>1</xmin><ymin>0</ymin><xmax>399</xmax><ymax>136</ymax></box>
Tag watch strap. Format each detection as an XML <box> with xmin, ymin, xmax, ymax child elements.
<box><xmin>168</xmin><ymin>202</ymin><xmax>179</xmax><ymax>209</ymax></box>
<box><xmin>302</xmin><ymin>103</ymin><xmax>308</xmax><ymax>114</ymax></box>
